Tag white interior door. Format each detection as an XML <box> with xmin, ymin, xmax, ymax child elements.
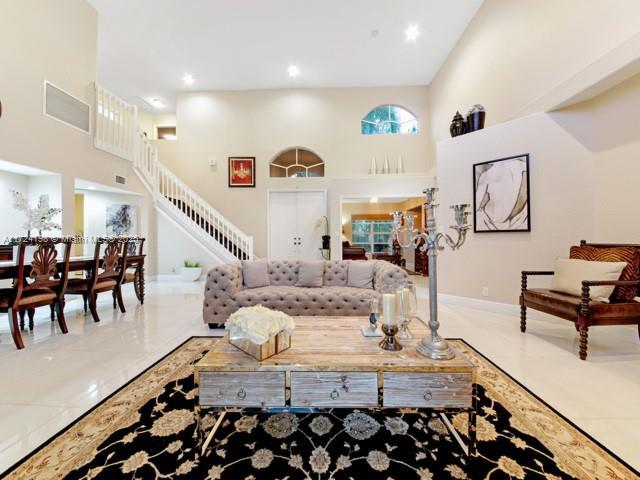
<box><xmin>268</xmin><ymin>190</ymin><xmax>326</xmax><ymax>260</ymax></box>
<box><xmin>268</xmin><ymin>191</ymin><xmax>298</xmax><ymax>260</ymax></box>
<box><xmin>295</xmin><ymin>191</ymin><xmax>326</xmax><ymax>260</ymax></box>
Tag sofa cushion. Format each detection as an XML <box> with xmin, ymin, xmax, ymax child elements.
<box><xmin>268</xmin><ymin>261</ymin><xmax>299</xmax><ymax>286</ymax></box>
<box><xmin>242</xmin><ymin>259</ymin><xmax>269</xmax><ymax>288</ymax></box>
<box><xmin>570</xmin><ymin>245</ymin><xmax>640</xmax><ymax>302</ymax></box>
<box><xmin>296</xmin><ymin>261</ymin><xmax>324</xmax><ymax>287</ymax></box>
<box><xmin>324</xmin><ymin>261</ymin><xmax>348</xmax><ymax>286</ymax></box>
<box><xmin>347</xmin><ymin>261</ymin><xmax>374</xmax><ymax>289</ymax></box>
<box><xmin>550</xmin><ymin>258</ymin><xmax>626</xmax><ymax>300</ymax></box>
<box><xmin>235</xmin><ymin>285</ymin><xmax>378</xmax><ymax>316</ymax></box>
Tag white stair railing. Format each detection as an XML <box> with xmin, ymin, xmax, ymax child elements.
<box><xmin>94</xmin><ymin>83</ymin><xmax>253</xmax><ymax>260</ymax></box>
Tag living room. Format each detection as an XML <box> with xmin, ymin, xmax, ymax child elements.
<box><xmin>0</xmin><ymin>1</ymin><xmax>639</xmax><ymax>479</ymax></box>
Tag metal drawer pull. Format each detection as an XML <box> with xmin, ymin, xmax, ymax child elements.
<box><xmin>330</xmin><ymin>389</ymin><xmax>340</xmax><ymax>400</ymax></box>
<box><xmin>423</xmin><ymin>390</ymin><xmax>433</xmax><ymax>401</ymax></box>
<box><xmin>237</xmin><ymin>388</ymin><xmax>247</xmax><ymax>399</ymax></box>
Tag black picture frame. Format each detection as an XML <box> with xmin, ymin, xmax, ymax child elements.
<box><xmin>473</xmin><ymin>153</ymin><xmax>530</xmax><ymax>233</ymax></box>
<box><xmin>228</xmin><ymin>156</ymin><xmax>256</xmax><ymax>188</ymax></box>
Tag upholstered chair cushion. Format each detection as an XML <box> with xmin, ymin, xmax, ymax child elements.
<box><xmin>347</xmin><ymin>261</ymin><xmax>374</xmax><ymax>289</ymax></box>
<box><xmin>570</xmin><ymin>245</ymin><xmax>640</xmax><ymax>302</ymax></box>
<box><xmin>242</xmin><ymin>259</ymin><xmax>270</xmax><ymax>288</ymax></box>
<box><xmin>296</xmin><ymin>261</ymin><xmax>324</xmax><ymax>287</ymax></box>
<box><xmin>550</xmin><ymin>258</ymin><xmax>627</xmax><ymax>300</ymax></box>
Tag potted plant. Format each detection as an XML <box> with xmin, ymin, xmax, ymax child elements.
<box><xmin>180</xmin><ymin>260</ymin><xmax>202</xmax><ymax>281</ymax></box>
<box><xmin>315</xmin><ymin>215</ymin><xmax>331</xmax><ymax>250</ymax></box>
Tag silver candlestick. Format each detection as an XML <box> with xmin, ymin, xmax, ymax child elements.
<box><xmin>391</xmin><ymin>187</ymin><xmax>470</xmax><ymax>360</ymax></box>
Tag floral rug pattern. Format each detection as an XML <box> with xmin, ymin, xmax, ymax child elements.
<box><xmin>1</xmin><ymin>338</ymin><xmax>637</xmax><ymax>480</ymax></box>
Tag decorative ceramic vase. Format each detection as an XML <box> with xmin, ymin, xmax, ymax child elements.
<box><xmin>321</xmin><ymin>235</ymin><xmax>331</xmax><ymax>250</ymax></box>
<box><xmin>466</xmin><ymin>104</ymin><xmax>486</xmax><ymax>132</ymax></box>
<box><xmin>180</xmin><ymin>266</ymin><xmax>202</xmax><ymax>281</ymax></box>
<box><xmin>449</xmin><ymin>111</ymin><xmax>467</xmax><ymax>137</ymax></box>
<box><xmin>396</xmin><ymin>155</ymin><xmax>404</xmax><ymax>174</ymax></box>
<box><xmin>369</xmin><ymin>157</ymin><xmax>378</xmax><ymax>175</ymax></box>
<box><xmin>382</xmin><ymin>156</ymin><xmax>391</xmax><ymax>174</ymax></box>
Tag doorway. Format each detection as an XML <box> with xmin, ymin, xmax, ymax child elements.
<box><xmin>268</xmin><ymin>190</ymin><xmax>327</xmax><ymax>260</ymax></box>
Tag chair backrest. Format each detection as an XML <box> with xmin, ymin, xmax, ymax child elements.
<box><xmin>13</xmin><ymin>237</ymin><xmax>72</xmax><ymax>307</ymax></box>
<box><xmin>88</xmin><ymin>238</ymin><xmax>128</xmax><ymax>286</ymax></box>
<box><xmin>126</xmin><ymin>237</ymin><xmax>145</xmax><ymax>256</ymax></box>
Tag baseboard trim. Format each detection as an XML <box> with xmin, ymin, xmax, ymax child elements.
<box><xmin>438</xmin><ymin>293</ymin><xmax>547</xmax><ymax>320</ymax></box>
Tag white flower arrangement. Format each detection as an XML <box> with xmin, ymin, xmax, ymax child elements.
<box><xmin>10</xmin><ymin>190</ymin><xmax>62</xmax><ymax>236</ymax></box>
<box><xmin>226</xmin><ymin>305</ymin><xmax>295</xmax><ymax>345</ymax></box>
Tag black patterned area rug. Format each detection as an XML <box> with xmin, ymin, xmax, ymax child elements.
<box><xmin>2</xmin><ymin>338</ymin><xmax>637</xmax><ymax>480</ymax></box>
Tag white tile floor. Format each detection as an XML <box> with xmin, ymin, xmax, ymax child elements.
<box><xmin>0</xmin><ymin>279</ymin><xmax>638</xmax><ymax>473</ymax></box>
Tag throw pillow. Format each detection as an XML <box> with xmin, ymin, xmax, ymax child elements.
<box><xmin>242</xmin><ymin>259</ymin><xmax>269</xmax><ymax>288</ymax></box>
<box><xmin>296</xmin><ymin>261</ymin><xmax>324</xmax><ymax>287</ymax></box>
<box><xmin>570</xmin><ymin>245</ymin><xmax>640</xmax><ymax>302</ymax></box>
<box><xmin>550</xmin><ymin>258</ymin><xmax>627</xmax><ymax>299</ymax></box>
<box><xmin>347</xmin><ymin>261</ymin><xmax>374</xmax><ymax>289</ymax></box>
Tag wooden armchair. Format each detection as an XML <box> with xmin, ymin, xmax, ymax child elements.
<box><xmin>0</xmin><ymin>238</ymin><xmax>72</xmax><ymax>349</ymax></box>
<box><xmin>119</xmin><ymin>237</ymin><xmax>145</xmax><ymax>304</ymax></box>
<box><xmin>520</xmin><ymin>241</ymin><xmax>640</xmax><ymax>360</ymax></box>
<box><xmin>66</xmin><ymin>238</ymin><xmax>128</xmax><ymax>323</ymax></box>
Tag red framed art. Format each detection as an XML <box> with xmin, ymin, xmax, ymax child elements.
<box><xmin>228</xmin><ymin>157</ymin><xmax>256</xmax><ymax>187</ymax></box>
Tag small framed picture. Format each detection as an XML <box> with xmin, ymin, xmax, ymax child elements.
<box><xmin>473</xmin><ymin>154</ymin><xmax>530</xmax><ymax>232</ymax></box>
<box><xmin>228</xmin><ymin>157</ymin><xmax>256</xmax><ymax>188</ymax></box>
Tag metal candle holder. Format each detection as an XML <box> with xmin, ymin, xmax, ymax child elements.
<box><xmin>379</xmin><ymin>323</ymin><xmax>402</xmax><ymax>351</ymax></box>
<box><xmin>391</xmin><ymin>187</ymin><xmax>470</xmax><ymax>360</ymax></box>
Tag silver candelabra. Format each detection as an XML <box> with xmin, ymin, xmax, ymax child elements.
<box><xmin>391</xmin><ymin>187</ymin><xmax>470</xmax><ymax>360</ymax></box>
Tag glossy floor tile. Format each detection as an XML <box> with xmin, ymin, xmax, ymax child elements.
<box><xmin>0</xmin><ymin>279</ymin><xmax>638</xmax><ymax>473</ymax></box>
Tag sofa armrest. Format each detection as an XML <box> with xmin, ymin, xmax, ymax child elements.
<box><xmin>202</xmin><ymin>262</ymin><xmax>243</xmax><ymax>325</ymax></box>
<box><xmin>373</xmin><ymin>261</ymin><xmax>408</xmax><ymax>292</ymax></box>
<box><xmin>521</xmin><ymin>270</ymin><xmax>554</xmax><ymax>292</ymax></box>
<box><xmin>579</xmin><ymin>280</ymin><xmax>640</xmax><ymax>315</ymax></box>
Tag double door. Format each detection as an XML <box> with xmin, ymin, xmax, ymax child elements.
<box><xmin>268</xmin><ymin>190</ymin><xmax>326</xmax><ymax>260</ymax></box>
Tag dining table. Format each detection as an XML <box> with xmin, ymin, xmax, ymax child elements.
<box><xmin>0</xmin><ymin>254</ymin><xmax>146</xmax><ymax>304</ymax></box>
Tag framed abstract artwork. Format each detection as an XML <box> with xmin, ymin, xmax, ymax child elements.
<box><xmin>473</xmin><ymin>154</ymin><xmax>530</xmax><ymax>232</ymax></box>
<box><xmin>106</xmin><ymin>204</ymin><xmax>137</xmax><ymax>236</ymax></box>
<box><xmin>228</xmin><ymin>157</ymin><xmax>256</xmax><ymax>187</ymax></box>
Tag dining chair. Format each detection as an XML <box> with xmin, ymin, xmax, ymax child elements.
<box><xmin>116</xmin><ymin>237</ymin><xmax>145</xmax><ymax>305</ymax></box>
<box><xmin>0</xmin><ymin>237</ymin><xmax>72</xmax><ymax>349</ymax></box>
<box><xmin>66</xmin><ymin>237</ymin><xmax>128</xmax><ymax>323</ymax></box>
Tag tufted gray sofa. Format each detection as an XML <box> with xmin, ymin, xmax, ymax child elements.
<box><xmin>202</xmin><ymin>260</ymin><xmax>407</xmax><ymax>327</ymax></box>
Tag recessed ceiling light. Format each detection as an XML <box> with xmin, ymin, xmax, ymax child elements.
<box><xmin>288</xmin><ymin>65</ymin><xmax>300</xmax><ymax>78</ymax></box>
<box><xmin>150</xmin><ymin>98</ymin><xmax>165</xmax><ymax>109</ymax></box>
<box><xmin>405</xmin><ymin>24</ymin><xmax>420</xmax><ymax>42</ymax></box>
<box><xmin>369</xmin><ymin>197</ymin><xmax>379</xmax><ymax>204</ymax></box>
<box><xmin>183</xmin><ymin>73</ymin><xmax>194</xmax><ymax>86</ymax></box>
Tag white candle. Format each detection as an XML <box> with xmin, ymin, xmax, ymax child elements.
<box><xmin>382</xmin><ymin>293</ymin><xmax>396</xmax><ymax>326</ymax></box>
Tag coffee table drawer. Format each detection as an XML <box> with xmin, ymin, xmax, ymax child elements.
<box><xmin>199</xmin><ymin>371</ymin><xmax>285</xmax><ymax>407</ymax></box>
<box><xmin>291</xmin><ymin>372</ymin><xmax>378</xmax><ymax>407</ymax></box>
<box><xmin>383</xmin><ymin>373</ymin><xmax>472</xmax><ymax>408</ymax></box>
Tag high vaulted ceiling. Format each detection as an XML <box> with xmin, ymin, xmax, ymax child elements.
<box><xmin>89</xmin><ymin>0</ymin><xmax>482</xmax><ymax>112</ymax></box>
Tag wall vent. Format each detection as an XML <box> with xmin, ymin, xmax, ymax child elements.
<box><xmin>43</xmin><ymin>81</ymin><xmax>90</xmax><ymax>134</ymax></box>
<box><xmin>115</xmin><ymin>175</ymin><xmax>127</xmax><ymax>185</ymax></box>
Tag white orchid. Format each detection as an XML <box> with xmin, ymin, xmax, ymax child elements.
<box><xmin>226</xmin><ymin>305</ymin><xmax>295</xmax><ymax>345</ymax></box>
<box><xmin>10</xmin><ymin>190</ymin><xmax>62</xmax><ymax>235</ymax></box>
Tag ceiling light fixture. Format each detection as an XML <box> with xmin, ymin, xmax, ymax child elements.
<box><xmin>183</xmin><ymin>73</ymin><xmax>194</xmax><ymax>86</ymax></box>
<box><xmin>288</xmin><ymin>65</ymin><xmax>300</xmax><ymax>78</ymax></box>
<box><xmin>150</xmin><ymin>98</ymin><xmax>165</xmax><ymax>109</ymax></box>
<box><xmin>405</xmin><ymin>24</ymin><xmax>420</xmax><ymax>42</ymax></box>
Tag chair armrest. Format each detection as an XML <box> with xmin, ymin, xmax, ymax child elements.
<box><xmin>579</xmin><ymin>280</ymin><xmax>640</xmax><ymax>315</ymax></box>
<box><xmin>521</xmin><ymin>271</ymin><xmax>554</xmax><ymax>291</ymax></box>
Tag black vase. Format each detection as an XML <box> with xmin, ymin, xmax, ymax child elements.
<box><xmin>449</xmin><ymin>111</ymin><xmax>467</xmax><ymax>137</ymax></box>
<box><xmin>322</xmin><ymin>235</ymin><xmax>331</xmax><ymax>250</ymax></box>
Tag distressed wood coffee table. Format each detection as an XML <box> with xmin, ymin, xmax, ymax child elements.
<box><xmin>195</xmin><ymin>316</ymin><xmax>477</xmax><ymax>454</ymax></box>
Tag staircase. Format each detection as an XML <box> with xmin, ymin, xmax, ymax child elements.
<box><xmin>94</xmin><ymin>83</ymin><xmax>253</xmax><ymax>262</ymax></box>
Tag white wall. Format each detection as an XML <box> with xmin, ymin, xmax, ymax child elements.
<box><xmin>428</xmin><ymin>0</ymin><xmax>640</xmax><ymax>145</ymax></box>
<box><xmin>157</xmin><ymin>86</ymin><xmax>432</xmax><ymax>257</ymax></box>
<box><xmin>0</xmin><ymin>171</ymin><xmax>29</xmax><ymax>241</ymax></box>
<box><xmin>437</xmin><ymin>113</ymin><xmax>595</xmax><ymax>304</ymax></box>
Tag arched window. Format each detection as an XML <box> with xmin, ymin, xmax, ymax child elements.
<box><xmin>361</xmin><ymin>104</ymin><xmax>418</xmax><ymax>135</ymax></box>
<box><xmin>269</xmin><ymin>147</ymin><xmax>325</xmax><ymax>177</ymax></box>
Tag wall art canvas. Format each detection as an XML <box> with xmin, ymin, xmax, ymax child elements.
<box><xmin>229</xmin><ymin>157</ymin><xmax>256</xmax><ymax>187</ymax></box>
<box><xmin>106</xmin><ymin>204</ymin><xmax>137</xmax><ymax>236</ymax></box>
<box><xmin>473</xmin><ymin>154</ymin><xmax>530</xmax><ymax>232</ymax></box>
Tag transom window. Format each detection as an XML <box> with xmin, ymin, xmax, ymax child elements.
<box><xmin>270</xmin><ymin>148</ymin><xmax>325</xmax><ymax>177</ymax></box>
<box><xmin>361</xmin><ymin>104</ymin><xmax>418</xmax><ymax>135</ymax></box>
<box><xmin>351</xmin><ymin>219</ymin><xmax>393</xmax><ymax>253</ymax></box>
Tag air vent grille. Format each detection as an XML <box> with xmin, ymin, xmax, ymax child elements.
<box><xmin>115</xmin><ymin>175</ymin><xmax>127</xmax><ymax>185</ymax></box>
<box><xmin>43</xmin><ymin>81</ymin><xmax>90</xmax><ymax>133</ymax></box>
